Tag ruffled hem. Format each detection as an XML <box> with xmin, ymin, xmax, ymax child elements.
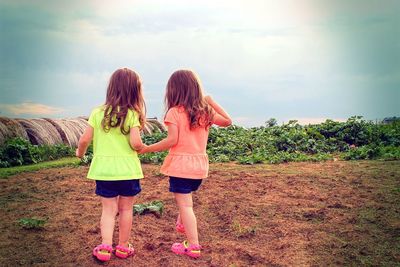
<box><xmin>160</xmin><ymin>153</ymin><xmax>209</xmax><ymax>179</ymax></box>
<box><xmin>87</xmin><ymin>155</ymin><xmax>143</xmax><ymax>180</ymax></box>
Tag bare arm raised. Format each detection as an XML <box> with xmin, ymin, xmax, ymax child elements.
<box><xmin>205</xmin><ymin>95</ymin><xmax>232</xmax><ymax>127</ymax></box>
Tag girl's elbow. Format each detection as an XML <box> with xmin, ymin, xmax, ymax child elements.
<box><xmin>131</xmin><ymin>141</ymin><xmax>144</xmax><ymax>151</ymax></box>
<box><xmin>78</xmin><ymin>138</ymin><xmax>90</xmax><ymax>147</ymax></box>
<box><xmin>168</xmin><ymin>138</ymin><xmax>178</xmax><ymax>148</ymax></box>
<box><xmin>133</xmin><ymin>145</ymin><xmax>143</xmax><ymax>151</ymax></box>
<box><xmin>221</xmin><ymin>118</ymin><xmax>232</xmax><ymax>127</ymax></box>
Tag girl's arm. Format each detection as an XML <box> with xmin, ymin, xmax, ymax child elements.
<box><xmin>140</xmin><ymin>123</ymin><xmax>178</xmax><ymax>153</ymax></box>
<box><xmin>130</xmin><ymin>126</ymin><xmax>145</xmax><ymax>151</ymax></box>
<box><xmin>205</xmin><ymin>95</ymin><xmax>232</xmax><ymax>127</ymax></box>
<box><xmin>76</xmin><ymin>126</ymin><xmax>94</xmax><ymax>158</ymax></box>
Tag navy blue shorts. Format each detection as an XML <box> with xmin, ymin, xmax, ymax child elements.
<box><xmin>95</xmin><ymin>180</ymin><xmax>141</xmax><ymax>198</ymax></box>
<box><xmin>169</xmin><ymin>176</ymin><xmax>203</xmax><ymax>194</ymax></box>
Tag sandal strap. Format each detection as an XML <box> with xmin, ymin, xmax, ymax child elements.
<box><xmin>116</xmin><ymin>243</ymin><xmax>134</xmax><ymax>253</ymax></box>
<box><xmin>95</xmin><ymin>244</ymin><xmax>112</xmax><ymax>252</ymax></box>
<box><xmin>183</xmin><ymin>240</ymin><xmax>201</xmax><ymax>250</ymax></box>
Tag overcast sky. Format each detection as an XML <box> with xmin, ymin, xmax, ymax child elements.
<box><xmin>0</xmin><ymin>0</ymin><xmax>399</xmax><ymax>126</ymax></box>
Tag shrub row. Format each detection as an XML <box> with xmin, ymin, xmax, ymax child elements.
<box><xmin>2</xmin><ymin>116</ymin><xmax>399</xmax><ymax>167</ymax></box>
<box><xmin>0</xmin><ymin>138</ymin><xmax>74</xmax><ymax>167</ymax></box>
<box><xmin>139</xmin><ymin>116</ymin><xmax>400</xmax><ymax>164</ymax></box>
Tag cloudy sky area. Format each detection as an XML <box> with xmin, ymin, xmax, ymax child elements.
<box><xmin>0</xmin><ymin>0</ymin><xmax>399</xmax><ymax>126</ymax></box>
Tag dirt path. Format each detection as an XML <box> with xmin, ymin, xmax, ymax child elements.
<box><xmin>0</xmin><ymin>161</ymin><xmax>399</xmax><ymax>266</ymax></box>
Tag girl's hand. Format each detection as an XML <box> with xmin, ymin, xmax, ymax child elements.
<box><xmin>76</xmin><ymin>126</ymin><xmax>93</xmax><ymax>159</ymax></box>
<box><xmin>204</xmin><ymin>95</ymin><xmax>232</xmax><ymax>127</ymax></box>
<box><xmin>138</xmin><ymin>145</ymin><xmax>148</xmax><ymax>154</ymax></box>
<box><xmin>76</xmin><ymin>148</ymin><xmax>82</xmax><ymax>158</ymax></box>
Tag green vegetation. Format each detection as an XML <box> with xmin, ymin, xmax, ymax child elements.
<box><xmin>0</xmin><ymin>157</ymin><xmax>80</xmax><ymax>178</ymax></box>
<box><xmin>139</xmin><ymin>132</ymin><xmax>168</xmax><ymax>164</ymax></box>
<box><xmin>0</xmin><ymin>137</ymin><xmax>74</xmax><ymax>167</ymax></box>
<box><xmin>230</xmin><ymin>220</ymin><xmax>257</xmax><ymax>238</ymax></box>
<box><xmin>2</xmin><ymin>116</ymin><xmax>399</xmax><ymax>168</ymax></box>
<box><xmin>140</xmin><ymin>116</ymin><xmax>400</xmax><ymax>164</ymax></box>
<box><xmin>133</xmin><ymin>200</ymin><xmax>164</xmax><ymax>217</ymax></box>
<box><xmin>18</xmin><ymin>218</ymin><xmax>47</xmax><ymax>230</ymax></box>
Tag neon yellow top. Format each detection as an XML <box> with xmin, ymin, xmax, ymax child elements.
<box><xmin>87</xmin><ymin>106</ymin><xmax>143</xmax><ymax>180</ymax></box>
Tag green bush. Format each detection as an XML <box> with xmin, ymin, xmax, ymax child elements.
<box><xmin>137</xmin><ymin>132</ymin><xmax>168</xmax><ymax>164</ymax></box>
<box><xmin>206</xmin><ymin>117</ymin><xmax>399</xmax><ymax>164</ymax></box>
<box><xmin>342</xmin><ymin>145</ymin><xmax>400</xmax><ymax>160</ymax></box>
<box><xmin>2</xmin><ymin>116</ymin><xmax>398</xmax><ymax>167</ymax></box>
<box><xmin>0</xmin><ymin>137</ymin><xmax>74</xmax><ymax>167</ymax></box>
<box><xmin>380</xmin><ymin>146</ymin><xmax>400</xmax><ymax>160</ymax></box>
<box><xmin>139</xmin><ymin>151</ymin><xmax>167</xmax><ymax>164</ymax></box>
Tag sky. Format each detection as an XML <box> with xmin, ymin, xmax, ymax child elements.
<box><xmin>0</xmin><ymin>0</ymin><xmax>399</xmax><ymax>126</ymax></box>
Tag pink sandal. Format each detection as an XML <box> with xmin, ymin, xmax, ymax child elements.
<box><xmin>171</xmin><ymin>240</ymin><xmax>201</xmax><ymax>258</ymax></box>
<box><xmin>92</xmin><ymin>244</ymin><xmax>112</xmax><ymax>262</ymax></box>
<box><xmin>176</xmin><ymin>222</ymin><xmax>185</xmax><ymax>234</ymax></box>
<box><xmin>115</xmin><ymin>243</ymin><xmax>135</xmax><ymax>259</ymax></box>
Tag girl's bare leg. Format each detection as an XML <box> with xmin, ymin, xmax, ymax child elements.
<box><xmin>174</xmin><ymin>193</ymin><xmax>199</xmax><ymax>245</ymax></box>
<box><xmin>100</xmin><ymin>197</ymin><xmax>119</xmax><ymax>245</ymax></box>
<box><xmin>177</xmin><ymin>213</ymin><xmax>182</xmax><ymax>225</ymax></box>
<box><xmin>118</xmin><ymin>196</ymin><xmax>135</xmax><ymax>247</ymax></box>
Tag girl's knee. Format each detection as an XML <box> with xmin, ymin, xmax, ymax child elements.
<box><xmin>101</xmin><ymin>197</ymin><xmax>118</xmax><ymax>214</ymax></box>
<box><xmin>118</xmin><ymin>205</ymin><xmax>132</xmax><ymax>214</ymax></box>
<box><xmin>178</xmin><ymin>202</ymin><xmax>193</xmax><ymax>209</ymax></box>
<box><xmin>118</xmin><ymin>197</ymin><xmax>134</xmax><ymax>213</ymax></box>
<box><xmin>103</xmin><ymin>205</ymin><xmax>118</xmax><ymax>217</ymax></box>
<box><xmin>174</xmin><ymin>193</ymin><xmax>193</xmax><ymax>207</ymax></box>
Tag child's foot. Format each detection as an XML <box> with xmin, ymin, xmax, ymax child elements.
<box><xmin>115</xmin><ymin>243</ymin><xmax>135</xmax><ymax>259</ymax></box>
<box><xmin>92</xmin><ymin>244</ymin><xmax>113</xmax><ymax>262</ymax></box>
<box><xmin>176</xmin><ymin>222</ymin><xmax>185</xmax><ymax>234</ymax></box>
<box><xmin>171</xmin><ymin>240</ymin><xmax>201</xmax><ymax>258</ymax></box>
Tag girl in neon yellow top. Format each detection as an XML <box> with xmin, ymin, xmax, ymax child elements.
<box><xmin>140</xmin><ymin>70</ymin><xmax>232</xmax><ymax>258</ymax></box>
<box><xmin>76</xmin><ymin>68</ymin><xmax>146</xmax><ymax>262</ymax></box>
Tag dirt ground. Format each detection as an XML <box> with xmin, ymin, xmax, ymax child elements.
<box><xmin>0</xmin><ymin>161</ymin><xmax>399</xmax><ymax>267</ymax></box>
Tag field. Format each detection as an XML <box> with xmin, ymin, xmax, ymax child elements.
<box><xmin>0</xmin><ymin>161</ymin><xmax>399</xmax><ymax>266</ymax></box>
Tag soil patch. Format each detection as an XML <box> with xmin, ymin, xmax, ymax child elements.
<box><xmin>0</xmin><ymin>161</ymin><xmax>399</xmax><ymax>266</ymax></box>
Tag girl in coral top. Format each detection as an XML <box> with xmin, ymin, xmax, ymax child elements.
<box><xmin>140</xmin><ymin>69</ymin><xmax>232</xmax><ymax>258</ymax></box>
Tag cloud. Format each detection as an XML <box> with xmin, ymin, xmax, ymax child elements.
<box><xmin>0</xmin><ymin>102</ymin><xmax>64</xmax><ymax>116</ymax></box>
<box><xmin>0</xmin><ymin>0</ymin><xmax>398</xmax><ymax>123</ymax></box>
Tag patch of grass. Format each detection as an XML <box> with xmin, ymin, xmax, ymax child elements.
<box><xmin>0</xmin><ymin>157</ymin><xmax>80</xmax><ymax>178</ymax></box>
<box><xmin>392</xmin><ymin>187</ymin><xmax>400</xmax><ymax>193</ymax></box>
<box><xmin>357</xmin><ymin>207</ymin><xmax>378</xmax><ymax>224</ymax></box>
<box><xmin>152</xmin><ymin>171</ymin><xmax>165</xmax><ymax>178</ymax></box>
<box><xmin>230</xmin><ymin>220</ymin><xmax>257</xmax><ymax>238</ymax></box>
<box><xmin>18</xmin><ymin>218</ymin><xmax>47</xmax><ymax>230</ymax></box>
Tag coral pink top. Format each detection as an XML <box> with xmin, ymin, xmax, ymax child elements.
<box><xmin>160</xmin><ymin>106</ymin><xmax>210</xmax><ymax>179</ymax></box>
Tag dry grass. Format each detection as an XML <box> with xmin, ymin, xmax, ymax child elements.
<box><xmin>0</xmin><ymin>117</ymin><xmax>29</xmax><ymax>145</ymax></box>
<box><xmin>0</xmin><ymin>117</ymin><xmax>165</xmax><ymax>147</ymax></box>
<box><xmin>44</xmin><ymin>118</ymin><xmax>88</xmax><ymax>147</ymax></box>
<box><xmin>145</xmin><ymin>118</ymin><xmax>166</xmax><ymax>134</ymax></box>
<box><xmin>16</xmin><ymin>119</ymin><xmax>63</xmax><ymax>145</ymax></box>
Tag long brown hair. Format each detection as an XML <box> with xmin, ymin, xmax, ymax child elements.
<box><xmin>102</xmin><ymin>68</ymin><xmax>146</xmax><ymax>134</ymax></box>
<box><xmin>165</xmin><ymin>70</ymin><xmax>213</xmax><ymax>129</ymax></box>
